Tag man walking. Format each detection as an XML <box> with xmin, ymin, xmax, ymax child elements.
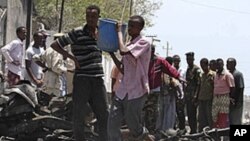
<box><xmin>50</xmin><ymin>5</ymin><xmax>108</xmax><ymax>141</ymax></box>
<box><xmin>108</xmin><ymin>15</ymin><xmax>153</xmax><ymax>141</ymax></box>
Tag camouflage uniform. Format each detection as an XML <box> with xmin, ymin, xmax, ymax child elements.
<box><xmin>185</xmin><ymin>64</ymin><xmax>201</xmax><ymax>134</ymax></box>
<box><xmin>142</xmin><ymin>91</ymin><xmax>160</xmax><ymax>134</ymax></box>
<box><xmin>198</xmin><ymin>70</ymin><xmax>215</xmax><ymax>131</ymax></box>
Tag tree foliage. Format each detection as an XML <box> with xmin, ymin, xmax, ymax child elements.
<box><xmin>34</xmin><ymin>0</ymin><xmax>162</xmax><ymax>32</ymax></box>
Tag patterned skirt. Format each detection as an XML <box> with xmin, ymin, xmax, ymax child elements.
<box><xmin>212</xmin><ymin>93</ymin><xmax>230</xmax><ymax>128</ymax></box>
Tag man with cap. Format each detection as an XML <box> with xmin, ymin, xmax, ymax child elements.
<box><xmin>33</xmin><ymin>33</ymin><xmax>75</xmax><ymax>97</ymax></box>
<box><xmin>184</xmin><ymin>52</ymin><xmax>201</xmax><ymax>134</ymax></box>
<box><xmin>39</xmin><ymin>29</ymin><xmax>50</xmax><ymax>50</ymax></box>
<box><xmin>29</xmin><ymin>29</ymin><xmax>50</xmax><ymax>50</ymax></box>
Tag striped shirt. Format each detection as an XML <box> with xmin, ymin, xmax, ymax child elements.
<box><xmin>56</xmin><ymin>25</ymin><xmax>103</xmax><ymax>77</ymax></box>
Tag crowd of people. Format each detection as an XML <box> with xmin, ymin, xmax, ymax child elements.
<box><xmin>0</xmin><ymin>4</ymin><xmax>245</xmax><ymax>141</ymax></box>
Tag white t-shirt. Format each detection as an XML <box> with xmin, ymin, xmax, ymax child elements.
<box><xmin>25</xmin><ymin>46</ymin><xmax>44</xmax><ymax>83</ymax></box>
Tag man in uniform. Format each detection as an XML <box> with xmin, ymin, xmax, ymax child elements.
<box><xmin>184</xmin><ymin>52</ymin><xmax>201</xmax><ymax>134</ymax></box>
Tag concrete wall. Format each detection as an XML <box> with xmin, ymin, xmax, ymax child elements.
<box><xmin>0</xmin><ymin>0</ymin><xmax>7</xmax><ymax>7</ymax></box>
<box><xmin>0</xmin><ymin>8</ymin><xmax>7</xmax><ymax>47</ymax></box>
<box><xmin>6</xmin><ymin>0</ymin><xmax>28</xmax><ymax>43</ymax></box>
<box><xmin>0</xmin><ymin>0</ymin><xmax>7</xmax><ymax>46</ymax></box>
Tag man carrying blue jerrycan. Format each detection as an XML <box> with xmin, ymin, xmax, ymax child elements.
<box><xmin>108</xmin><ymin>15</ymin><xmax>155</xmax><ymax>141</ymax></box>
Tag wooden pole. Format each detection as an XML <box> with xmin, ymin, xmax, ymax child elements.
<box><xmin>166</xmin><ymin>41</ymin><xmax>169</xmax><ymax>57</ymax></box>
<box><xmin>25</xmin><ymin>0</ymin><xmax>33</xmax><ymax>49</ymax></box>
<box><xmin>129</xmin><ymin>0</ymin><xmax>133</xmax><ymax>16</ymax></box>
<box><xmin>58</xmin><ymin>0</ymin><xmax>65</xmax><ymax>33</ymax></box>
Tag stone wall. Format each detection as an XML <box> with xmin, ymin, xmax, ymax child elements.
<box><xmin>0</xmin><ymin>0</ymin><xmax>7</xmax><ymax>7</ymax></box>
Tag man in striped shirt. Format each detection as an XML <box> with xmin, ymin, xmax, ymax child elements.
<box><xmin>50</xmin><ymin>5</ymin><xmax>108</xmax><ymax>141</ymax></box>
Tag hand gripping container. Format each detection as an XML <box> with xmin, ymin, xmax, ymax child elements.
<box><xmin>97</xmin><ymin>18</ymin><xmax>127</xmax><ymax>52</ymax></box>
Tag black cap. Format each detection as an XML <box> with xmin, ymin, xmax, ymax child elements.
<box><xmin>185</xmin><ymin>52</ymin><xmax>194</xmax><ymax>57</ymax></box>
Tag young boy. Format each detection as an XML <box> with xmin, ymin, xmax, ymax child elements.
<box><xmin>108</xmin><ymin>15</ymin><xmax>154</xmax><ymax>141</ymax></box>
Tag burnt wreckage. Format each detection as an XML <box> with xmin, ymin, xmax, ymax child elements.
<box><xmin>0</xmin><ymin>81</ymin><xmax>97</xmax><ymax>141</ymax></box>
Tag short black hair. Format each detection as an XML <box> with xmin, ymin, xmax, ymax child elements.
<box><xmin>130</xmin><ymin>15</ymin><xmax>145</xmax><ymax>29</ymax></box>
<box><xmin>227</xmin><ymin>57</ymin><xmax>237</xmax><ymax>66</ymax></box>
<box><xmin>173</xmin><ymin>55</ymin><xmax>180</xmax><ymax>61</ymax></box>
<box><xmin>209</xmin><ymin>59</ymin><xmax>216</xmax><ymax>64</ymax></box>
<box><xmin>86</xmin><ymin>5</ymin><xmax>100</xmax><ymax>15</ymax></box>
<box><xmin>200</xmin><ymin>58</ymin><xmax>209</xmax><ymax>65</ymax></box>
<box><xmin>16</xmin><ymin>26</ymin><xmax>25</xmax><ymax>35</ymax></box>
<box><xmin>216</xmin><ymin>58</ymin><xmax>224</xmax><ymax>63</ymax></box>
<box><xmin>166</xmin><ymin>56</ymin><xmax>173</xmax><ymax>65</ymax></box>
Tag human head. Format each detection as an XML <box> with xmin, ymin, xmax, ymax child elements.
<box><xmin>226</xmin><ymin>57</ymin><xmax>236</xmax><ymax>72</ymax></box>
<box><xmin>33</xmin><ymin>32</ymin><xmax>44</xmax><ymax>47</ymax></box>
<box><xmin>16</xmin><ymin>26</ymin><xmax>27</xmax><ymax>41</ymax></box>
<box><xmin>185</xmin><ymin>52</ymin><xmax>195</xmax><ymax>67</ymax></box>
<box><xmin>128</xmin><ymin>15</ymin><xmax>145</xmax><ymax>38</ymax></box>
<box><xmin>216</xmin><ymin>58</ymin><xmax>224</xmax><ymax>72</ymax></box>
<box><xmin>173</xmin><ymin>54</ymin><xmax>181</xmax><ymax>68</ymax></box>
<box><xmin>200</xmin><ymin>58</ymin><xmax>209</xmax><ymax>73</ymax></box>
<box><xmin>166</xmin><ymin>56</ymin><xmax>173</xmax><ymax>65</ymax></box>
<box><xmin>209</xmin><ymin>59</ymin><xmax>217</xmax><ymax>71</ymax></box>
<box><xmin>39</xmin><ymin>29</ymin><xmax>50</xmax><ymax>48</ymax></box>
<box><xmin>86</xmin><ymin>5</ymin><xmax>100</xmax><ymax>29</ymax></box>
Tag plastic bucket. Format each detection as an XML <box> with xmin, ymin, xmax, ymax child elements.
<box><xmin>97</xmin><ymin>18</ymin><xmax>127</xmax><ymax>52</ymax></box>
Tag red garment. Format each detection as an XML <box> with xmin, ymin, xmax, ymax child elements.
<box><xmin>7</xmin><ymin>70</ymin><xmax>20</xmax><ymax>86</ymax></box>
<box><xmin>213</xmin><ymin>113</ymin><xmax>229</xmax><ymax>128</ymax></box>
<box><xmin>148</xmin><ymin>56</ymin><xmax>180</xmax><ymax>89</ymax></box>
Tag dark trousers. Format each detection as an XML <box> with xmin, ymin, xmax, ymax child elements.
<box><xmin>176</xmin><ymin>98</ymin><xmax>186</xmax><ymax>130</ymax></box>
<box><xmin>108</xmin><ymin>95</ymin><xmax>147</xmax><ymax>141</ymax></box>
<box><xmin>198</xmin><ymin>100</ymin><xmax>213</xmax><ymax>132</ymax></box>
<box><xmin>230</xmin><ymin>103</ymin><xmax>243</xmax><ymax>125</ymax></box>
<box><xmin>143</xmin><ymin>92</ymin><xmax>160</xmax><ymax>134</ymax></box>
<box><xmin>72</xmin><ymin>75</ymin><xmax>109</xmax><ymax>141</ymax></box>
<box><xmin>186</xmin><ymin>98</ymin><xmax>198</xmax><ymax>134</ymax></box>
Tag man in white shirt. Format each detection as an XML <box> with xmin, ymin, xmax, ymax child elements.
<box><xmin>1</xmin><ymin>26</ymin><xmax>27</xmax><ymax>86</ymax></box>
<box><xmin>25</xmin><ymin>32</ymin><xmax>45</xmax><ymax>87</ymax></box>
